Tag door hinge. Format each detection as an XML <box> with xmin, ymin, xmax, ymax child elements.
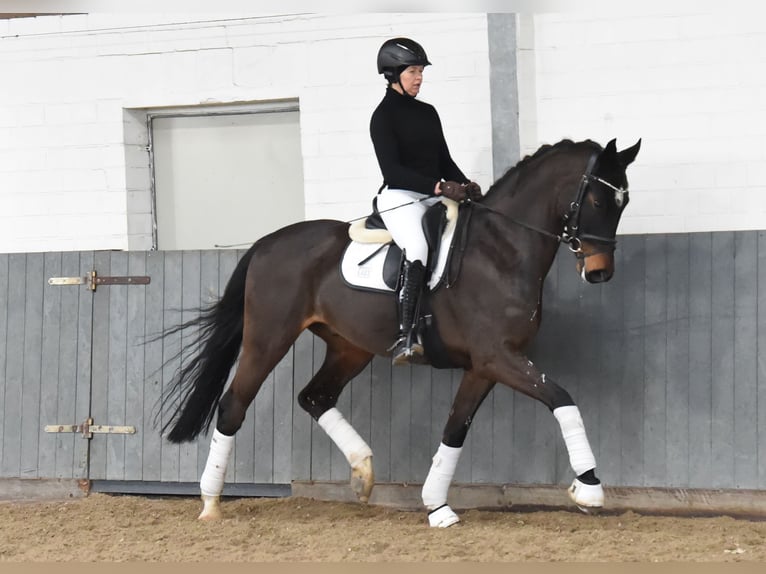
<box><xmin>48</xmin><ymin>269</ymin><xmax>150</xmax><ymax>291</ymax></box>
<box><xmin>45</xmin><ymin>417</ymin><xmax>137</xmax><ymax>439</ymax></box>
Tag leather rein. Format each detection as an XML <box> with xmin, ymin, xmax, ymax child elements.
<box><xmin>469</xmin><ymin>153</ymin><xmax>628</xmax><ymax>259</ymax></box>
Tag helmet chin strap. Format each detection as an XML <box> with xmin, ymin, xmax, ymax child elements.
<box><xmin>391</xmin><ymin>79</ymin><xmax>417</xmax><ymax>99</ymax></box>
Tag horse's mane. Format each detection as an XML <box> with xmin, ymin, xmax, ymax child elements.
<box><xmin>483</xmin><ymin>139</ymin><xmax>602</xmax><ymax>199</ymax></box>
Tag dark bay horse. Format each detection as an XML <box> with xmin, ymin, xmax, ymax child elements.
<box><xmin>159</xmin><ymin>137</ymin><xmax>641</xmax><ymax>526</ymax></box>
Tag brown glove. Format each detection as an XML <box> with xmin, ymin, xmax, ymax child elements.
<box><xmin>439</xmin><ymin>181</ymin><xmax>467</xmax><ymax>202</ymax></box>
<box><xmin>464</xmin><ymin>181</ymin><xmax>482</xmax><ymax>201</ymax></box>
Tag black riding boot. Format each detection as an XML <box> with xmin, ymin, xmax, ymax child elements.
<box><xmin>391</xmin><ymin>259</ymin><xmax>425</xmax><ymax>365</ymax></box>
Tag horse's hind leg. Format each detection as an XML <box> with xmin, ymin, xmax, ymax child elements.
<box><xmin>198</xmin><ymin>327</ymin><xmax>299</xmax><ymax>521</ymax></box>
<box><xmin>298</xmin><ymin>325</ymin><xmax>374</xmax><ymax>502</ymax></box>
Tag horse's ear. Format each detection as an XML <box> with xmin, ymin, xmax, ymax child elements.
<box><xmin>617</xmin><ymin>138</ymin><xmax>641</xmax><ymax>167</ymax></box>
<box><xmin>604</xmin><ymin>138</ymin><xmax>617</xmax><ymax>156</ymax></box>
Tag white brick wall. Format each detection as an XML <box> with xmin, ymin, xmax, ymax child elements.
<box><xmin>523</xmin><ymin>10</ymin><xmax>766</xmax><ymax>234</ymax></box>
<box><xmin>0</xmin><ymin>13</ymin><xmax>491</xmax><ymax>252</ymax></box>
<box><xmin>2</xmin><ymin>10</ymin><xmax>765</xmax><ymax>253</ymax></box>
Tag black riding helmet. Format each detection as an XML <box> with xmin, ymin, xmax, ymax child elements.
<box><xmin>377</xmin><ymin>37</ymin><xmax>431</xmax><ymax>84</ymax></box>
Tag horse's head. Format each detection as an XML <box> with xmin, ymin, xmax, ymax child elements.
<box><xmin>565</xmin><ymin>138</ymin><xmax>641</xmax><ymax>283</ymax></box>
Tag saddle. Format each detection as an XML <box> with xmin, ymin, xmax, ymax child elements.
<box><xmin>342</xmin><ymin>197</ymin><xmax>462</xmax><ymax>293</ymax></box>
<box><xmin>340</xmin><ymin>196</ymin><xmax>472</xmax><ymax>369</ymax></box>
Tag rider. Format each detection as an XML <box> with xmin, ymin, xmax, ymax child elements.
<box><xmin>370</xmin><ymin>37</ymin><xmax>481</xmax><ymax>365</ymax></box>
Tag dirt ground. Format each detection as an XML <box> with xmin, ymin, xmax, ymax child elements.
<box><xmin>1</xmin><ymin>493</ymin><xmax>765</xmax><ymax>562</ymax></box>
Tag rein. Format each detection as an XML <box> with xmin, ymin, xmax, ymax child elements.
<box><xmin>469</xmin><ymin>152</ymin><xmax>625</xmax><ymax>258</ymax></box>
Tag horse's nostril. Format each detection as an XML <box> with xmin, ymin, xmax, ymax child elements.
<box><xmin>586</xmin><ymin>269</ymin><xmax>611</xmax><ymax>283</ymax></box>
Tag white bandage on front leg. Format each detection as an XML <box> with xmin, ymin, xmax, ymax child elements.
<box><xmin>317</xmin><ymin>408</ymin><xmax>372</xmax><ymax>467</ymax></box>
<box><xmin>421</xmin><ymin>442</ymin><xmax>462</xmax><ymax>510</ymax></box>
<box><xmin>200</xmin><ymin>429</ymin><xmax>235</xmax><ymax>497</ymax></box>
<box><xmin>553</xmin><ymin>405</ymin><xmax>597</xmax><ymax>476</ymax></box>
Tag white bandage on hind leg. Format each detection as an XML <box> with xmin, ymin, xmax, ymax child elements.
<box><xmin>200</xmin><ymin>429</ymin><xmax>235</xmax><ymax>497</ymax></box>
<box><xmin>421</xmin><ymin>442</ymin><xmax>462</xmax><ymax>510</ymax></box>
<box><xmin>317</xmin><ymin>408</ymin><xmax>373</xmax><ymax>467</ymax></box>
<box><xmin>553</xmin><ymin>405</ymin><xmax>597</xmax><ymax>476</ymax></box>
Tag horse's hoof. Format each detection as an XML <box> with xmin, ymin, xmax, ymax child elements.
<box><xmin>568</xmin><ymin>478</ymin><xmax>604</xmax><ymax>512</ymax></box>
<box><xmin>198</xmin><ymin>494</ymin><xmax>223</xmax><ymax>521</ymax></box>
<box><xmin>351</xmin><ymin>455</ymin><xmax>374</xmax><ymax>503</ymax></box>
<box><xmin>428</xmin><ymin>505</ymin><xmax>460</xmax><ymax>528</ymax></box>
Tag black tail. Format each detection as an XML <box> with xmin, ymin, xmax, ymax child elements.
<box><xmin>157</xmin><ymin>244</ymin><xmax>258</xmax><ymax>443</ymax></box>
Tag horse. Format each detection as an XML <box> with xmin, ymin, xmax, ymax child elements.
<box><xmin>158</xmin><ymin>137</ymin><xmax>641</xmax><ymax>527</ymax></box>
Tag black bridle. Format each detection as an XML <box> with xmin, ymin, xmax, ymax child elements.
<box><xmin>472</xmin><ymin>152</ymin><xmax>629</xmax><ymax>259</ymax></box>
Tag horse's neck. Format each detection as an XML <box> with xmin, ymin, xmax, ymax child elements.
<box><xmin>487</xmin><ymin>153</ymin><xmax>585</xmax><ymax>237</ymax></box>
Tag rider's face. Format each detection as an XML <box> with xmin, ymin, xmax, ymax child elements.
<box><xmin>396</xmin><ymin>65</ymin><xmax>424</xmax><ymax>97</ymax></box>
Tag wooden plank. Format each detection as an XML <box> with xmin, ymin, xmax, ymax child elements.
<box><xmin>178</xmin><ymin>250</ymin><xmax>201</xmax><ymax>482</ymax></box>
<box><xmin>193</xmin><ymin>250</ymin><xmax>220</xmax><ymax>481</ymax></box>
<box><xmin>217</xmin><ymin>249</ymin><xmax>239</xmax><ymax>484</ymax></box>
<box><xmin>389</xmin><ymin>362</ymin><xmax>412</xmax><ymax>482</ymax></box>
<box><xmin>451</xmin><ymin>367</ymin><xmax>471</xmax><ymax>484</ymax></box>
<box><xmin>20</xmin><ymin>253</ymin><xmax>44</xmax><ymax>478</ymax></box>
<box><xmin>74</xmin><ymin>252</ymin><xmax>94</xmax><ymax>479</ymax></box>
<box><xmin>253</xmin><ymin>366</ymin><xmax>276</xmax><ymax>483</ymax></box>
<box><xmin>88</xmin><ymin>251</ymin><xmax>111</xmax><ymax>480</ymax></box>
<box><xmin>409</xmin><ymin>364</ymin><xmax>432</xmax><ymax>483</ymax></box>
<box><xmin>160</xmin><ymin>251</ymin><xmax>183</xmax><ymax>482</ymax></box>
<box><xmin>106</xmin><ymin>251</ymin><xmax>129</xmax><ymax>481</ymax></box>
<box><xmin>272</xmin><ymin>334</ymin><xmax>294</xmax><ymax>484</ymax></box>
<box><xmin>141</xmin><ymin>251</ymin><xmax>165</xmax><ymax>482</ymax></box>
<box><xmin>0</xmin><ymin>254</ymin><xmax>7</xmax><ymax>475</ymax></box>
<box><xmin>124</xmin><ymin>251</ymin><xmax>147</xmax><ymax>480</ymax></box>
<box><xmin>369</xmin><ymin>355</ymin><xmax>392</xmax><ymax>483</ymax></box>
<box><xmin>620</xmin><ymin>235</ymin><xmax>646</xmax><ymax>485</ymax></box>
<box><xmin>348</xmin><ymin>362</ymin><xmax>372</xmax><ymax>482</ymax></box>
<box><xmin>643</xmin><ymin>234</ymin><xmax>667</xmax><ymax>486</ymax></box>
<box><xmin>1</xmin><ymin>254</ymin><xmax>25</xmax><ymax>477</ymax></box>
<box><xmin>291</xmin><ymin>330</ymin><xmax>314</xmax><ymax>482</ymax></box>
<box><xmin>758</xmin><ymin>231</ymin><xmax>766</xmax><ymax>489</ymax></box>
<box><xmin>710</xmin><ymin>232</ymin><xmax>735</xmax><ymax>488</ymax></box>
<box><xmin>525</xmin><ymin>249</ymin><xmax>559</xmax><ymax>485</ymax></box>
<box><xmin>54</xmin><ymin>252</ymin><xmax>85</xmax><ymax>479</ymax></box>
<box><xmin>665</xmin><ymin>234</ymin><xmax>690</xmax><ymax>487</ymax></box>
<box><xmin>595</xmin><ymin>241</ymin><xmax>626</xmax><ymax>487</ymax></box>
<box><xmin>469</xmin><ymin>386</ymin><xmax>493</xmax><ymax>483</ymax></box>
<box><xmin>38</xmin><ymin>252</ymin><xmax>62</xmax><ymax>478</ymax></box>
<box><xmin>733</xmin><ymin>231</ymin><xmax>758</xmax><ymax>488</ymax></box>
<box><xmin>688</xmin><ymin>233</ymin><xmax>713</xmax><ymax>488</ymax></box>
<box><xmin>309</xmin><ymin>335</ymin><xmax>333</xmax><ymax>481</ymax></box>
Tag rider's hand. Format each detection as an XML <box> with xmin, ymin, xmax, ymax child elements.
<box><xmin>464</xmin><ymin>181</ymin><xmax>482</xmax><ymax>201</ymax></box>
<box><xmin>439</xmin><ymin>181</ymin><xmax>467</xmax><ymax>202</ymax></box>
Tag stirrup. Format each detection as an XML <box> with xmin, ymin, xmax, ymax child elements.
<box><xmin>391</xmin><ymin>335</ymin><xmax>424</xmax><ymax>365</ymax></box>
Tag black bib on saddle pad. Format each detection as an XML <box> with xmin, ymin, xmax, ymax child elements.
<box><xmin>340</xmin><ymin>200</ymin><xmax>473</xmax><ymax>369</ymax></box>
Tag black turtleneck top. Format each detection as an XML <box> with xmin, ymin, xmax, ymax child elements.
<box><xmin>370</xmin><ymin>86</ymin><xmax>468</xmax><ymax>196</ymax></box>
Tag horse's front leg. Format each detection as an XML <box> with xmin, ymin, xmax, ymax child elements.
<box><xmin>422</xmin><ymin>371</ymin><xmax>495</xmax><ymax>527</ymax></box>
<box><xmin>475</xmin><ymin>350</ymin><xmax>604</xmax><ymax>512</ymax></box>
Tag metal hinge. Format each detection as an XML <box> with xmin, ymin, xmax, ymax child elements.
<box><xmin>48</xmin><ymin>270</ymin><xmax>150</xmax><ymax>292</ymax></box>
<box><xmin>45</xmin><ymin>418</ymin><xmax>137</xmax><ymax>439</ymax></box>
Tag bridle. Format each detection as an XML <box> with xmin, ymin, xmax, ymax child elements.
<box><xmin>471</xmin><ymin>152</ymin><xmax>629</xmax><ymax>259</ymax></box>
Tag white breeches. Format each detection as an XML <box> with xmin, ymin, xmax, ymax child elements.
<box><xmin>376</xmin><ymin>188</ymin><xmax>441</xmax><ymax>265</ymax></box>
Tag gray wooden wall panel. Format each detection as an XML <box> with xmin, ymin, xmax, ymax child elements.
<box><xmin>1</xmin><ymin>254</ymin><xmax>24</xmax><ymax>477</ymax></box>
<box><xmin>734</xmin><ymin>233</ymin><xmax>758</xmax><ymax>488</ymax></box>
<box><xmin>758</xmin><ymin>232</ymin><xmax>766</xmax><ymax>488</ymax></box>
<box><xmin>0</xmin><ymin>254</ymin><xmax>7</xmax><ymax>474</ymax></box>
<box><xmin>3</xmin><ymin>231</ymin><xmax>766</xmax><ymax>493</ymax></box>
<box><xmin>688</xmin><ymin>234</ymin><xmax>713</xmax><ymax>487</ymax></box>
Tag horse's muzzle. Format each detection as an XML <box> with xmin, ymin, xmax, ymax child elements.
<box><xmin>576</xmin><ymin>249</ymin><xmax>615</xmax><ymax>283</ymax></box>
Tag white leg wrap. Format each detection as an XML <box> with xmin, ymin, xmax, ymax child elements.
<box><xmin>200</xmin><ymin>429</ymin><xmax>235</xmax><ymax>497</ymax></box>
<box><xmin>553</xmin><ymin>405</ymin><xmax>597</xmax><ymax>476</ymax></box>
<box><xmin>421</xmin><ymin>442</ymin><xmax>462</xmax><ymax>510</ymax></box>
<box><xmin>317</xmin><ymin>408</ymin><xmax>372</xmax><ymax>467</ymax></box>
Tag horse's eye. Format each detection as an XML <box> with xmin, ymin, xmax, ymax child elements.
<box><xmin>594</xmin><ymin>199</ymin><xmax>603</xmax><ymax>208</ymax></box>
